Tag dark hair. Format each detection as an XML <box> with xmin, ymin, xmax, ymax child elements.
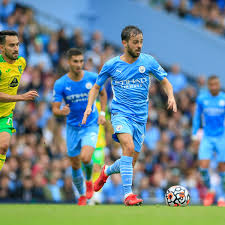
<box><xmin>121</xmin><ymin>25</ymin><xmax>143</xmax><ymax>41</ymax></box>
<box><xmin>208</xmin><ymin>75</ymin><xmax>219</xmax><ymax>82</ymax></box>
<box><xmin>0</xmin><ymin>30</ymin><xmax>18</xmax><ymax>45</ymax></box>
<box><xmin>66</xmin><ymin>48</ymin><xmax>83</xmax><ymax>59</ymax></box>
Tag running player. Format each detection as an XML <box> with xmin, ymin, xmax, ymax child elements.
<box><xmin>192</xmin><ymin>75</ymin><xmax>225</xmax><ymax>206</ymax></box>
<box><xmin>0</xmin><ymin>30</ymin><xmax>38</xmax><ymax>172</ymax></box>
<box><xmin>82</xmin><ymin>25</ymin><xmax>177</xmax><ymax>206</ymax></box>
<box><xmin>52</xmin><ymin>48</ymin><xmax>107</xmax><ymax>205</ymax></box>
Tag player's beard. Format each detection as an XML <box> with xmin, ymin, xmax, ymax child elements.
<box><xmin>127</xmin><ymin>45</ymin><xmax>141</xmax><ymax>58</ymax></box>
<box><xmin>5</xmin><ymin>49</ymin><xmax>18</xmax><ymax>60</ymax></box>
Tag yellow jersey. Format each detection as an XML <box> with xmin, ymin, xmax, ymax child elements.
<box><xmin>0</xmin><ymin>54</ymin><xmax>26</xmax><ymax>117</ymax></box>
<box><xmin>96</xmin><ymin>101</ymin><xmax>106</xmax><ymax>148</ymax></box>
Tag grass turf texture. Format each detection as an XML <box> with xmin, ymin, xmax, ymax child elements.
<box><xmin>0</xmin><ymin>204</ymin><xmax>225</xmax><ymax>225</ymax></box>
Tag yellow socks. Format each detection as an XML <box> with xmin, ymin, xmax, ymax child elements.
<box><xmin>0</xmin><ymin>154</ymin><xmax>6</xmax><ymax>171</ymax></box>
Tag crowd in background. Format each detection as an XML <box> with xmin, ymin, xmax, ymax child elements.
<box><xmin>146</xmin><ymin>0</ymin><xmax>225</xmax><ymax>37</ymax></box>
<box><xmin>0</xmin><ymin>0</ymin><xmax>221</xmax><ymax>204</ymax></box>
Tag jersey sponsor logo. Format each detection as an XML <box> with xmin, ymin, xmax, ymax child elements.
<box><xmin>65</xmin><ymin>86</ymin><xmax>71</xmax><ymax>91</ymax></box>
<box><xmin>114</xmin><ymin>77</ymin><xmax>148</xmax><ymax>89</ymax></box>
<box><xmin>85</xmin><ymin>82</ymin><xmax>92</xmax><ymax>89</ymax></box>
<box><xmin>116</xmin><ymin>69</ymin><xmax>122</xmax><ymax>73</ymax></box>
<box><xmin>18</xmin><ymin>66</ymin><xmax>22</xmax><ymax>74</ymax></box>
<box><xmin>66</xmin><ymin>93</ymin><xmax>88</xmax><ymax>103</ymax></box>
<box><xmin>203</xmin><ymin>107</ymin><xmax>225</xmax><ymax>115</ymax></box>
<box><xmin>8</xmin><ymin>76</ymin><xmax>19</xmax><ymax>88</ymax></box>
<box><xmin>139</xmin><ymin>66</ymin><xmax>146</xmax><ymax>73</ymax></box>
<box><xmin>5</xmin><ymin>69</ymin><xmax>11</xmax><ymax>73</ymax></box>
<box><xmin>116</xmin><ymin>125</ymin><xmax>123</xmax><ymax>131</ymax></box>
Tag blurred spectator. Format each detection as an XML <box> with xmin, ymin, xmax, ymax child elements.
<box><xmin>70</xmin><ymin>28</ymin><xmax>86</xmax><ymax>51</ymax></box>
<box><xmin>28</xmin><ymin>40</ymin><xmax>53</xmax><ymax>72</ymax></box>
<box><xmin>196</xmin><ymin>75</ymin><xmax>207</xmax><ymax>95</ymax></box>
<box><xmin>57</xmin><ymin>28</ymin><xmax>70</xmax><ymax>56</ymax></box>
<box><xmin>0</xmin><ymin>0</ymin><xmax>15</xmax><ymax>22</ymax></box>
<box><xmin>167</xmin><ymin>64</ymin><xmax>188</xmax><ymax>93</ymax></box>
<box><xmin>102</xmin><ymin>174</ymin><xmax>123</xmax><ymax>204</ymax></box>
<box><xmin>44</xmin><ymin>173</ymin><xmax>63</xmax><ymax>202</ymax></box>
<box><xmin>2</xmin><ymin>14</ymin><xmax>18</xmax><ymax>31</ymax></box>
<box><xmin>144</xmin><ymin>120</ymin><xmax>161</xmax><ymax>151</ymax></box>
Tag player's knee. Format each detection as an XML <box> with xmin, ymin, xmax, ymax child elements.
<box><xmin>70</xmin><ymin>160</ymin><xmax>80</xmax><ymax>170</ymax></box>
<box><xmin>0</xmin><ymin>143</ymin><xmax>9</xmax><ymax>155</ymax></box>
<box><xmin>81</xmin><ymin>155</ymin><xmax>91</xmax><ymax>164</ymax></box>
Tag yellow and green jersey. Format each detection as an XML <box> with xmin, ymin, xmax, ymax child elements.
<box><xmin>0</xmin><ymin>54</ymin><xmax>26</xmax><ymax>117</ymax></box>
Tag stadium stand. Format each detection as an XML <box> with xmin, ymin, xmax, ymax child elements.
<box><xmin>147</xmin><ymin>0</ymin><xmax>225</xmax><ymax>38</ymax></box>
<box><xmin>0</xmin><ymin>0</ymin><xmax>218</xmax><ymax>204</ymax></box>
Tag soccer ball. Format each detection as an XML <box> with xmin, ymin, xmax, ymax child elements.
<box><xmin>165</xmin><ymin>185</ymin><xmax>190</xmax><ymax>207</ymax></box>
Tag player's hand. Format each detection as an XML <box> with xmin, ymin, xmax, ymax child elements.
<box><xmin>61</xmin><ymin>104</ymin><xmax>70</xmax><ymax>116</ymax></box>
<box><xmin>98</xmin><ymin>115</ymin><xmax>106</xmax><ymax>125</ymax></box>
<box><xmin>167</xmin><ymin>96</ymin><xmax>177</xmax><ymax>112</ymax></box>
<box><xmin>82</xmin><ymin>107</ymin><xmax>92</xmax><ymax>124</ymax></box>
<box><xmin>21</xmin><ymin>90</ymin><xmax>39</xmax><ymax>101</ymax></box>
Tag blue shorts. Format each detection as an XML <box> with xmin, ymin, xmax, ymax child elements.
<box><xmin>198</xmin><ymin>133</ymin><xmax>225</xmax><ymax>162</ymax></box>
<box><xmin>66</xmin><ymin>123</ymin><xmax>99</xmax><ymax>157</ymax></box>
<box><xmin>111</xmin><ymin>113</ymin><xmax>146</xmax><ymax>153</ymax></box>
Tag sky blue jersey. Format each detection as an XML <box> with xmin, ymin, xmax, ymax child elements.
<box><xmin>96</xmin><ymin>53</ymin><xmax>167</xmax><ymax>123</ymax></box>
<box><xmin>53</xmin><ymin>71</ymin><xmax>101</xmax><ymax>127</ymax></box>
<box><xmin>192</xmin><ymin>91</ymin><xmax>225</xmax><ymax>137</ymax></box>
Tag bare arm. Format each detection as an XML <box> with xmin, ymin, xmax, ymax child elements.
<box><xmin>0</xmin><ymin>90</ymin><xmax>39</xmax><ymax>102</ymax></box>
<box><xmin>160</xmin><ymin>78</ymin><xmax>177</xmax><ymax>112</ymax></box>
<box><xmin>98</xmin><ymin>87</ymin><xmax>107</xmax><ymax>125</ymax></box>
<box><xmin>82</xmin><ymin>84</ymin><xmax>101</xmax><ymax>124</ymax></box>
<box><xmin>99</xmin><ymin>87</ymin><xmax>107</xmax><ymax>113</ymax></box>
<box><xmin>52</xmin><ymin>102</ymin><xmax>70</xmax><ymax>116</ymax></box>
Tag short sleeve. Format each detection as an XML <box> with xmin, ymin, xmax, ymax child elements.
<box><xmin>53</xmin><ymin>79</ymin><xmax>64</xmax><ymax>102</ymax></box>
<box><xmin>90</xmin><ymin>72</ymin><xmax>104</xmax><ymax>92</ymax></box>
<box><xmin>149</xmin><ymin>56</ymin><xmax>167</xmax><ymax>81</ymax></box>
<box><xmin>96</xmin><ymin>62</ymin><xmax>111</xmax><ymax>87</ymax></box>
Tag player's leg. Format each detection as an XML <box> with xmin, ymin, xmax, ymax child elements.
<box><xmin>80</xmin><ymin>124</ymin><xmax>99</xmax><ymax>199</ymax></box>
<box><xmin>80</xmin><ymin>145</ymin><xmax>95</xmax><ymax>199</ymax></box>
<box><xmin>198</xmin><ymin>136</ymin><xmax>214</xmax><ymax>206</ymax></box>
<box><xmin>81</xmin><ymin>145</ymin><xmax>95</xmax><ymax>180</ymax></box>
<box><xmin>0</xmin><ymin>114</ymin><xmax>14</xmax><ymax>171</ymax></box>
<box><xmin>90</xmin><ymin>147</ymin><xmax>105</xmax><ymax>204</ymax></box>
<box><xmin>117</xmin><ymin>133</ymin><xmax>143</xmax><ymax>206</ymax></box>
<box><xmin>105</xmin><ymin>115</ymin><xmax>134</xmax><ymax>176</ymax></box>
<box><xmin>132</xmin><ymin>120</ymin><xmax>145</xmax><ymax>167</ymax></box>
<box><xmin>215</xmin><ymin>134</ymin><xmax>225</xmax><ymax>206</ymax></box>
<box><xmin>94</xmin><ymin>115</ymin><xmax>134</xmax><ymax>192</ymax></box>
<box><xmin>66</xmin><ymin>125</ymin><xmax>86</xmax><ymax>205</ymax></box>
<box><xmin>199</xmin><ymin>160</ymin><xmax>211</xmax><ymax>189</ymax></box>
<box><xmin>69</xmin><ymin>155</ymin><xmax>86</xmax><ymax>205</ymax></box>
<box><xmin>0</xmin><ymin>132</ymin><xmax>11</xmax><ymax>171</ymax></box>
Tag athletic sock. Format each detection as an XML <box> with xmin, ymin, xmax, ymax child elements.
<box><xmin>0</xmin><ymin>154</ymin><xmax>6</xmax><ymax>171</ymax></box>
<box><xmin>83</xmin><ymin>160</ymin><xmax>93</xmax><ymax>181</ymax></box>
<box><xmin>72</xmin><ymin>168</ymin><xmax>85</xmax><ymax>196</ymax></box>
<box><xmin>199</xmin><ymin>168</ymin><xmax>211</xmax><ymax>189</ymax></box>
<box><xmin>120</xmin><ymin>156</ymin><xmax>133</xmax><ymax>196</ymax></box>
<box><xmin>105</xmin><ymin>159</ymin><xmax>120</xmax><ymax>176</ymax></box>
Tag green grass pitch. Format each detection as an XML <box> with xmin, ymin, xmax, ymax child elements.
<box><xmin>0</xmin><ymin>204</ymin><xmax>225</xmax><ymax>225</ymax></box>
